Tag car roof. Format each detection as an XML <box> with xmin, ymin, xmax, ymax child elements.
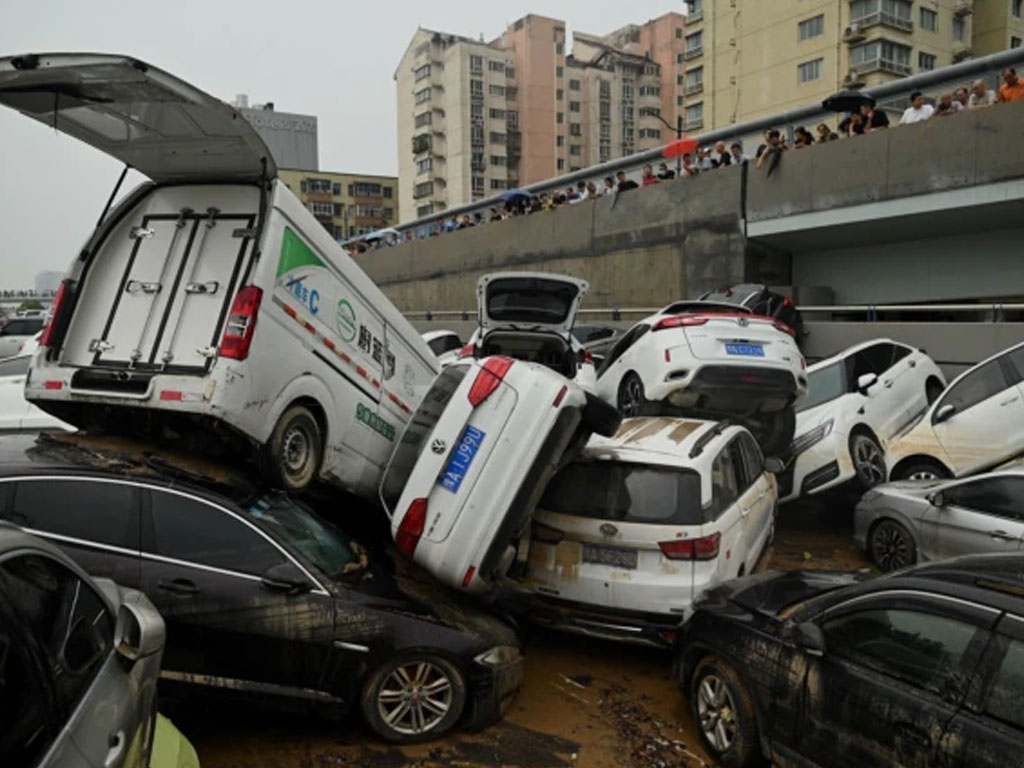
<box><xmin>807</xmin><ymin>337</ymin><xmax>909</xmax><ymax>372</ymax></box>
<box><xmin>890</xmin><ymin>553</ymin><xmax>1024</xmax><ymax>606</ymax></box>
<box><xmin>583</xmin><ymin>417</ymin><xmax>739</xmax><ymax>463</ymax></box>
<box><xmin>421</xmin><ymin>329</ymin><xmax>459</xmax><ymax>342</ymax></box>
<box><xmin>941</xmin><ymin>340</ymin><xmax>1024</xmax><ymax>392</ymax></box>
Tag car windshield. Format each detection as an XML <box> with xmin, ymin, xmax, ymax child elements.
<box><xmin>539</xmin><ymin>461</ymin><xmax>705</xmax><ymax>525</ymax></box>
<box><xmin>798</xmin><ymin>361</ymin><xmax>847</xmax><ymax>413</ymax></box>
<box><xmin>246</xmin><ymin>493</ymin><xmax>356</xmax><ymax>579</ymax></box>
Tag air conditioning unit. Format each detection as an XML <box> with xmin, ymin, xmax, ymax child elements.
<box><xmin>843</xmin><ymin>23</ymin><xmax>866</xmax><ymax>42</ymax></box>
<box><xmin>953</xmin><ymin>0</ymin><xmax>973</xmax><ymax>17</ymax></box>
<box><xmin>843</xmin><ymin>70</ymin><xmax>865</xmax><ymax>87</ymax></box>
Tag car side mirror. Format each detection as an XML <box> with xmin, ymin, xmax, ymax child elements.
<box><xmin>794</xmin><ymin>621</ymin><xmax>826</xmax><ymax>657</ymax></box>
<box><xmin>763</xmin><ymin>457</ymin><xmax>785</xmax><ymax>474</ymax></box>
<box><xmin>929</xmin><ymin>491</ymin><xmax>946</xmax><ymax>507</ymax></box>
<box><xmin>934</xmin><ymin>403</ymin><xmax>956</xmax><ymax>424</ymax></box>
<box><xmin>115</xmin><ymin>600</ymin><xmax>166</xmax><ymax>662</ymax></box>
<box><xmin>857</xmin><ymin>373</ymin><xmax>879</xmax><ymax>394</ymax></box>
<box><xmin>261</xmin><ymin>562</ymin><xmax>313</xmax><ymax>595</ymax></box>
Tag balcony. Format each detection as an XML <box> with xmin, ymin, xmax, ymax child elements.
<box><xmin>685</xmin><ymin>82</ymin><xmax>704</xmax><ymax>96</ymax></box>
<box><xmin>849</xmin><ymin>11</ymin><xmax>913</xmax><ymax>34</ymax></box>
<box><xmin>851</xmin><ymin>57</ymin><xmax>912</xmax><ymax>76</ymax></box>
<box><xmin>684</xmin><ymin>117</ymin><xmax>703</xmax><ymax>131</ymax></box>
<box><xmin>684</xmin><ymin>46</ymin><xmax>703</xmax><ymax>60</ymax></box>
<box><xmin>952</xmin><ymin>43</ymin><xmax>973</xmax><ymax>62</ymax></box>
<box><xmin>953</xmin><ymin>0</ymin><xmax>973</xmax><ymax>17</ymax></box>
<box><xmin>687</xmin><ymin>8</ymin><xmax>703</xmax><ymax>23</ymax></box>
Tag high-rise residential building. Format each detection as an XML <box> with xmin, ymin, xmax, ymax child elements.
<box><xmin>277</xmin><ymin>169</ymin><xmax>398</xmax><ymax>241</ymax></box>
<box><xmin>232</xmin><ymin>95</ymin><xmax>319</xmax><ymax>171</ymax></box>
<box><xmin>973</xmin><ymin>0</ymin><xmax>1024</xmax><ymax>55</ymax></box>
<box><xmin>34</xmin><ymin>271</ymin><xmax>63</xmax><ymax>294</ymax></box>
<box><xmin>395</xmin><ymin>13</ymin><xmax>685</xmax><ymax>221</ymax></box>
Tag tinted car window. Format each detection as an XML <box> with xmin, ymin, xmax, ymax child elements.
<box><xmin>427</xmin><ymin>334</ymin><xmax>462</xmax><ymax>356</ymax></box>
<box><xmin>936</xmin><ymin>360</ymin><xmax>1008</xmax><ymax>420</ymax></box>
<box><xmin>0</xmin><ymin>319</ymin><xmax>43</xmax><ymax>336</ymax></box>
<box><xmin>858</xmin><ymin>343</ymin><xmax>896</xmax><ymax>374</ymax></box>
<box><xmin>737</xmin><ymin>433</ymin><xmax>765</xmax><ymax>485</ymax></box>
<box><xmin>711</xmin><ymin>442</ymin><xmax>742</xmax><ymax>515</ymax></box>
<box><xmin>944</xmin><ymin>477</ymin><xmax>1024</xmax><ymax>520</ymax></box>
<box><xmin>0</xmin><ymin>594</ymin><xmax>55</xmax><ymax>767</ymax></box>
<box><xmin>10</xmin><ymin>479</ymin><xmax>138</xmax><ymax>550</ymax></box>
<box><xmin>891</xmin><ymin>344</ymin><xmax>912</xmax><ymax>364</ymax></box>
<box><xmin>149</xmin><ymin>490</ymin><xmax>285</xmax><ymax>576</ymax></box>
<box><xmin>985</xmin><ymin>636</ymin><xmax>1024</xmax><ymax>729</ymax></box>
<box><xmin>0</xmin><ymin>553</ymin><xmax>113</xmax><ymax>715</ymax></box>
<box><xmin>539</xmin><ymin>461</ymin><xmax>705</xmax><ymax>524</ymax></box>
<box><xmin>597</xmin><ymin>324</ymin><xmax>650</xmax><ymax>375</ymax></box>
<box><xmin>822</xmin><ymin>608</ymin><xmax>978</xmax><ymax>695</ymax></box>
<box><xmin>1004</xmin><ymin>345</ymin><xmax>1024</xmax><ymax>384</ymax></box>
<box><xmin>0</xmin><ymin>356</ymin><xmax>30</xmax><ymax>377</ymax></box>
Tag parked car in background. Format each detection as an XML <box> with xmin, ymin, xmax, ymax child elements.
<box><xmin>0</xmin><ymin>522</ymin><xmax>166</xmax><ymax>768</ymax></box>
<box><xmin>571</xmin><ymin>325</ymin><xmax>619</xmax><ymax>347</ymax></box>
<box><xmin>676</xmin><ymin>553</ymin><xmax>1024</xmax><ymax>768</ymax></box>
<box><xmin>594</xmin><ymin>301</ymin><xmax>807</xmax><ymax>456</ymax></box>
<box><xmin>778</xmin><ymin>339</ymin><xmax>945</xmax><ymax>502</ymax></box>
<box><xmin>0</xmin><ymin>433</ymin><xmax>523</xmax><ymax>744</ymax></box>
<box><xmin>0</xmin><ymin>315</ymin><xmax>44</xmax><ymax>358</ymax></box>
<box><xmin>0</xmin><ymin>353</ymin><xmax>75</xmax><ymax>432</ymax></box>
<box><xmin>520</xmin><ymin>417</ymin><xmax>779</xmax><ymax>646</ymax></box>
<box><xmin>381</xmin><ymin>357</ymin><xmax>620</xmax><ymax>594</ymax></box>
<box><xmin>855</xmin><ymin>469</ymin><xmax>1024</xmax><ymax>571</ymax></box>
<box><xmin>422</xmin><ymin>330</ymin><xmax>464</xmax><ymax>367</ymax></box>
<box><xmin>886</xmin><ymin>341</ymin><xmax>1024</xmax><ymax>481</ymax></box>
<box><xmin>698</xmin><ymin>283</ymin><xmax>805</xmax><ymax>346</ymax></box>
<box><xmin>1</xmin><ymin>53</ymin><xmax>438</xmax><ymax>497</ymax></box>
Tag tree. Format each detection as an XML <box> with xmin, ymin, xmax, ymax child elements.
<box><xmin>17</xmin><ymin>300</ymin><xmax>44</xmax><ymax>312</ymax></box>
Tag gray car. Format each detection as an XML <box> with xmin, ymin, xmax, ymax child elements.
<box><xmin>0</xmin><ymin>522</ymin><xmax>165</xmax><ymax>768</ymax></box>
<box><xmin>854</xmin><ymin>469</ymin><xmax>1024</xmax><ymax>571</ymax></box>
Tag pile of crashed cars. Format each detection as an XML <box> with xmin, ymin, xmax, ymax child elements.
<box><xmin>1</xmin><ymin>52</ymin><xmax>1023</xmax><ymax>768</ymax></box>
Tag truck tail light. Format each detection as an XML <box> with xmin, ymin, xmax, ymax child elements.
<box><xmin>653</xmin><ymin>315</ymin><xmax>709</xmax><ymax>332</ymax></box>
<box><xmin>467</xmin><ymin>356</ymin><xmax>513</xmax><ymax>406</ymax></box>
<box><xmin>659</xmin><ymin>533</ymin><xmax>721</xmax><ymax>561</ymax></box>
<box><xmin>396</xmin><ymin>498</ymin><xmax>428</xmax><ymax>556</ymax></box>
<box><xmin>219</xmin><ymin>286</ymin><xmax>263</xmax><ymax>361</ymax></box>
<box><xmin>39</xmin><ymin>280</ymin><xmax>69</xmax><ymax>348</ymax></box>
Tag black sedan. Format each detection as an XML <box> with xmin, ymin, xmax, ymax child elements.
<box><xmin>0</xmin><ymin>433</ymin><xmax>523</xmax><ymax>744</ymax></box>
<box><xmin>675</xmin><ymin>555</ymin><xmax>1024</xmax><ymax>768</ymax></box>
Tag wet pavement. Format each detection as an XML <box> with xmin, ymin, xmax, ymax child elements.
<box><xmin>177</xmin><ymin>493</ymin><xmax>873</xmax><ymax>768</ymax></box>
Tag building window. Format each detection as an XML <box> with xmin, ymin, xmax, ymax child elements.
<box><xmin>622</xmin><ymin>105</ymin><xmax>634</xmax><ymax>120</ymax></box>
<box><xmin>556</xmin><ymin>88</ymin><xmax>564</xmax><ymax>100</ymax></box>
<box><xmin>489</xmin><ymin>108</ymin><xmax>506</xmax><ymax>119</ymax></box>
<box><xmin>849</xmin><ymin>40</ymin><xmax>912</xmax><ymax>75</ymax></box>
<box><xmin>952</xmin><ymin>17</ymin><xmax>966</xmax><ymax>41</ymax></box>
<box><xmin>471</xmin><ymin>125</ymin><xmax>484</xmax><ymax>144</ymax></box>
<box><xmin>600</xmin><ymin>145</ymin><xmax>611</xmax><ymax>162</ymax></box>
<box><xmin>490</xmin><ymin>179</ymin><xmax>508</xmax><ymax>190</ymax></box>
<box><xmin>599</xmin><ymin>101</ymin><xmax>611</xmax><ymax>120</ymax></box>
<box><xmin>920</xmin><ymin>7</ymin><xmax>937</xmax><ymax>32</ymax></box>
<box><xmin>414</xmin><ymin>64</ymin><xmax>431</xmax><ymax>81</ymax></box>
<box><xmin>557</xmin><ymin>158</ymin><xmax>565</xmax><ymax>170</ymax></box>
<box><xmin>383</xmin><ymin>187</ymin><xmax>393</xmax><ymax>198</ymax></box>
<box><xmin>569</xmin><ymin>79</ymin><xmax>580</xmax><ymax>90</ymax></box>
<box><xmin>470</xmin><ymin>79</ymin><xmax>483</xmax><ymax>96</ymax></box>
<box><xmin>685</xmin><ymin>102</ymin><xmax>704</xmax><ymax>127</ymax></box>
<box><xmin>599</xmin><ymin>124</ymin><xmax>610</xmax><ymax>140</ymax></box>
<box><xmin>569</xmin><ymin>100</ymin><xmax>581</xmax><ymax>112</ymax></box>
<box><xmin>471</xmin><ymin>103</ymin><xmax>483</xmax><ymax>121</ymax></box>
<box><xmin>797</xmin><ymin>58</ymin><xmax>823</xmax><ymax>83</ymax></box>
<box><xmin>414</xmin><ymin>111</ymin><xmax>432</xmax><ymax>127</ymax></box>
<box><xmin>416</xmin><ymin>157</ymin><xmax>433</xmax><ymax>174</ymax></box>
<box><xmin>414</xmin><ymin>88</ymin><xmax>431</xmax><ymax>104</ymax></box>
<box><xmin>506</xmin><ymin>86</ymin><xmax>518</xmax><ymax>99</ymax></box>
<box><xmin>333</xmin><ymin>183</ymin><xmax>341</xmax><ymax>195</ymax></box>
<box><xmin>622</xmin><ymin>83</ymin><xmax>634</xmax><ymax>99</ymax></box>
<box><xmin>918</xmin><ymin>52</ymin><xmax>936</xmax><ymax>70</ymax></box>
<box><xmin>639</xmin><ymin>106</ymin><xmax>661</xmax><ymax>117</ymax></box>
<box><xmin>599</xmin><ymin>79</ymin><xmax>610</xmax><ymax>98</ymax></box>
<box><xmin>305</xmin><ymin>177</ymin><xmax>332</xmax><ymax>193</ymax></box>
<box><xmin>675</xmin><ymin>27</ymin><xmax>682</xmax><ymax>39</ymax></box>
<box><xmin>472</xmin><ymin>176</ymin><xmax>484</xmax><ymax>195</ymax></box>
<box><xmin>556</xmin><ymin>66</ymin><xmax>564</xmax><ymax>78</ymax></box>
<box><xmin>677</xmin><ymin>95</ymin><xmax>684</xmax><ymax>106</ymax></box>
<box><xmin>506</xmin><ymin>66</ymin><xmax>516</xmax><ymax>78</ymax></box>
<box><xmin>685</xmin><ymin>31</ymin><xmax>703</xmax><ymax>57</ymax></box>
<box><xmin>850</xmin><ymin>0</ymin><xmax>912</xmax><ymax>28</ymax></box>
<box><xmin>413</xmin><ymin>181</ymin><xmax>434</xmax><ymax>199</ymax></box>
<box><xmin>555</xmin><ymin>42</ymin><xmax>564</xmax><ymax>55</ymax></box>
<box><xmin>412</xmin><ymin>133</ymin><xmax>432</xmax><ymax>154</ymax></box>
<box><xmin>470</xmin><ymin>55</ymin><xmax>483</xmax><ymax>73</ymax></box>
<box><xmin>556</xmin><ymin>135</ymin><xmax>565</xmax><ymax>147</ymax></box>
<box><xmin>351</xmin><ymin>182</ymin><xmax>383</xmax><ymax>196</ymax></box>
<box><xmin>569</xmin><ymin>123</ymin><xmax>581</xmax><ymax>136</ymax></box>
<box><xmin>798</xmin><ymin>14</ymin><xmax>825</xmax><ymax>40</ymax></box>
<box><xmin>506</xmin><ymin>110</ymin><xmax>519</xmax><ymax>128</ymax></box>
<box><xmin>490</xmin><ymin>132</ymin><xmax>506</xmax><ymax>144</ymax></box>
<box><xmin>1012</xmin><ymin>36</ymin><xmax>1023</xmax><ymax>48</ymax></box>
<box><xmin>490</xmin><ymin>155</ymin><xmax>507</xmax><ymax>166</ymax></box>
<box><xmin>686</xmin><ymin>66</ymin><xmax>704</xmax><ymax>91</ymax></box>
<box><xmin>556</xmin><ymin>112</ymin><xmax>564</xmax><ymax>124</ymax></box>
<box><xmin>1015</xmin><ymin>0</ymin><xmax>1022</xmax><ymax>17</ymax></box>
<box><xmin>639</xmin><ymin>128</ymin><xmax>662</xmax><ymax>139</ymax></box>
<box><xmin>639</xmin><ymin>85</ymin><xmax>661</xmax><ymax>96</ymax></box>
<box><xmin>569</xmin><ymin>144</ymin><xmax>581</xmax><ymax>156</ymax></box>
<box><xmin>488</xmin><ymin>60</ymin><xmax>505</xmax><ymax>72</ymax></box>
<box><xmin>307</xmin><ymin>201</ymin><xmax>334</xmax><ymax>217</ymax></box>
<box><xmin>489</xmin><ymin>84</ymin><xmax>505</xmax><ymax>97</ymax></box>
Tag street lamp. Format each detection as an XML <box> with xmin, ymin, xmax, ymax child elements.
<box><xmin>650</xmin><ymin>112</ymin><xmax>685</xmax><ymax>175</ymax></box>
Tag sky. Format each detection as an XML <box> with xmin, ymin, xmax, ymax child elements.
<box><xmin>0</xmin><ymin>0</ymin><xmax>685</xmax><ymax>287</ymax></box>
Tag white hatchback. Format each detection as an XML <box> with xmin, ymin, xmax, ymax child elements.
<box><xmin>380</xmin><ymin>357</ymin><xmax>621</xmax><ymax>594</ymax></box>
<box><xmin>779</xmin><ymin>339</ymin><xmax>945</xmax><ymax>503</ymax></box>
<box><xmin>520</xmin><ymin>417</ymin><xmax>779</xmax><ymax>646</ymax></box>
<box><xmin>594</xmin><ymin>301</ymin><xmax>806</xmax><ymax>456</ymax></box>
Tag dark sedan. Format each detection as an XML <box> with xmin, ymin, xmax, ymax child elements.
<box><xmin>675</xmin><ymin>555</ymin><xmax>1024</xmax><ymax>768</ymax></box>
<box><xmin>0</xmin><ymin>433</ymin><xmax>523</xmax><ymax>744</ymax></box>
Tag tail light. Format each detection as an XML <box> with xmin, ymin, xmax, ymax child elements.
<box><xmin>468</xmin><ymin>356</ymin><xmax>513</xmax><ymax>406</ymax></box>
<box><xmin>783</xmin><ymin>296</ymin><xmax>794</xmax><ymax>307</ymax></box>
<box><xmin>654</xmin><ymin>315</ymin><xmax>709</xmax><ymax>331</ymax></box>
<box><xmin>772</xmin><ymin>320</ymin><xmax>796</xmax><ymax>337</ymax></box>
<box><xmin>659</xmin><ymin>533</ymin><xmax>721</xmax><ymax>561</ymax></box>
<box><xmin>552</xmin><ymin>385</ymin><xmax>567</xmax><ymax>407</ymax></box>
<box><xmin>461</xmin><ymin>566</ymin><xmax>476</xmax><ymax>588</ymax></box>
<box><xmin>457</xmin><ymin>343</ymin><xmax>476</xmax><ymax>359</ymax></box>
<box><xmin>39</xmin><ymin>280</ymin><xmax>69</xmax><ymax>348</ymax></box>
<box><xmin>396</xmin><ymin>498</ymin><xmax>428</xmax><ymax>556</ymax></box>
<box><xmin>219</xmin><ymin>286</ymin><xmax>263</xmax><ymax>360</ymax></box>
<box><xmin>532</xmin><ymin>521</ymin><xmax>565</xmax><ymax>544</ymax></box>
<box><xmin>583</xmin><ymin>349</ymin><xmax>594</xmax><ymax>363</ymax></box>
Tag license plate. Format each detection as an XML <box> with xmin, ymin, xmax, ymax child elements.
<box><xmin>438</xmin><ymin>425</ymin><xmax>486</xmax><ymax>494</ymax></box>
<box><xmin>725</xmin><ymin>342</ymin><xmax>764</xmax><ymax>357</ymax></box>
<box><xmin>582</xmin><ymin>544</ymin><xmax>638</xmax><ymax>570</ymax></box>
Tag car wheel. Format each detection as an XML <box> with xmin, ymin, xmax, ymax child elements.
<box><xmin>617</xmin><ymin>372</ymin><xmax>649</xmax><ymax>418</ymax></box>
<box><xmin>690</xmin><ymin>657</ymin><xmax>765</xmax><ymax>768</ymax></box>
<box><xmin>869</xmin><ymin>519</ymin><xmax>917</xmax><ymax>572</ymax></box>
<box><xmin>361</xmin><ymin>654</ymin><xmax>467</xmax><ymax>744</ymax></box>
<box><xmin>894</xmin><ymin>459</ymin><xmax>950</xmax><ymax>482</ymax></box>
<box><xmin>582</xmin><ymin>392</ymin><xmax>623</xmax><ymax>437</ymax></box>
<box><xmin>925</xmin><ymin>378</ymin><xmax>945</xmax><ymax>405</ymax></box>
<box><xmin>849</xmin><ymin>431</ymin><xmax>886</xmax><ymax>489</ymax></box>
<box><xmin>756</xmin><ymin>408</ymin><xmax>796</xmax><ymax>457</ymax></box>
<box><xmin>265</xmin><ymin>404</ymin><xmax>323</xmax><ymax>493</ymax></box>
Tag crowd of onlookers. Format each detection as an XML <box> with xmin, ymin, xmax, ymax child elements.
<box><xmin>343</xmin><ymin>67</ymin><xmax>1023</xmax><ymax>254</ymax></box>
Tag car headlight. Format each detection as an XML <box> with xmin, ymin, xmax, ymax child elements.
<box><xmin>790</xmin><ymin>418</ymin><xmax>834</xmax><ymax>456</ymax></box>
<box><xmin>475</xmin><ymin>645</ymin><xmax>521</xmax><ymax>666</ymax></box>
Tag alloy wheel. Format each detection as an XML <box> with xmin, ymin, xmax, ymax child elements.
<box><xmin>696</xmin><ymin>674</ymin><xmax>737</xmax><ymax>753</ymax></box>
<box><xmin>619</xmin><ymin>375</ymin><xmax>644</xmax><ymax>417</ymax></box>
<box><xmin>907</xmin><ymin>468</ymin><xmax>940</xmax><ymax>481</ymax></box>
<box><xmin>852</xmin><ymin>435</ymin><xmax>886</xmax><ymax>487</ymax></box>
<box><xmin>376</xmin><ymin>661</ymin><xmax>454</xmax><ymax>736</ymax></box>
<box><xmin>872</xmin><ymin>522</ymin><xmax>912</xmax><ymax>571</ymax></box>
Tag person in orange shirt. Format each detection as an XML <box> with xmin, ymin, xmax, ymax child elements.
<box><xmin>998</xmin><ymin>68</ymin><xmax>1024</xmax><ymax>103</ymax></box>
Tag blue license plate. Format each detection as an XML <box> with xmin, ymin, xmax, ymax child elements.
<box><xmin>438</xmin><ymin>425</ymin><xmax>486</xmax><ymax>494</ymax></box>
<box><xmin>725</xmin><ymin>342</ymin><xmax>764</xmax><ymax>357</ymax></box>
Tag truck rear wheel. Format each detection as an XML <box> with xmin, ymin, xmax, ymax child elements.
<box><xmin>265</xmin><ymin>404</ymin><xmax>323</xmax><ymax>493</ymax></box>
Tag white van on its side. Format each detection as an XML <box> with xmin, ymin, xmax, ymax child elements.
<box><xmin>0</xmin><ymin>52</ymin><xmax>439</xmax><ymax>497</ymax></box>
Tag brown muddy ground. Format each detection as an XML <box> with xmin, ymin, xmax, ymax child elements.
<box><xmin>178</xmin><ymin>495</ymin><xmax>871</xmax><ymax>768</ymax></box>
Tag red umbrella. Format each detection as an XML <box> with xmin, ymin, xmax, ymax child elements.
<box><xmin>661</xmin><ymin>137</ymin><xmax>700</xmax><ymax>158</ymax></box>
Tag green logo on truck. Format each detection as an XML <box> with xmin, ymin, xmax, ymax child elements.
<box><xmin>277</xmin><ymin>228</ymin><xmax>325</xmax><ymax>277</ymax></box>
<box><xmin>336</xmin><ymin>299</ymin><xmax>357</xmax><ymax>342</ymax></box>
<box><xmin>356</xmin><ymin>403</ymin><xmax>395</xmax><ymax>441</ymax></box>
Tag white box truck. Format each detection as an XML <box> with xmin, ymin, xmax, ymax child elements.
<box><xmin>0</xmin><ymin>52</ymin><xmax>439</xmax><ymax>498</ymax></box>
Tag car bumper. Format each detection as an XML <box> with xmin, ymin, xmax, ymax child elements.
<box><xmin>778</xmin><ymin>433</ymin><xmax>855</xmax><ymax>502</ymax></box>
<box><xmin>463</xmin><ymin>655</ymin><xmax>525</xmax><ymax>731</ymax></box>
<box><xmin>524</xmin><ymin>595</ymin><xmax>685</xmax><ymax>648</ymax></box>
<box><xmin>646</xmin><ymin>363</ymin><xmax>803</xmax><ymax>411</ymax></box>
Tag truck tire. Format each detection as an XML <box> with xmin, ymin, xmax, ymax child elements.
<box><xmin>756</xmin><ymin>408</ymin><xmax>796</xmax><ymax>458</ymax></box>
<box><xmin>583</xmin><ymin>392</ymin><xmax>623</xmax><ymax>437</ymax></box>
<box><xmin>265</xmin><ymin>404</ymin><xmax>323</xmax><ymax>493</ymax></box>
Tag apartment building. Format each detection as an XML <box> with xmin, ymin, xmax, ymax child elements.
<box><xmin>277</xmin><ymin>169</ymin><xmax>398</xmax><ymax>241</ymax></box>
<box><xmin>395</xmin><ymin>13</ymin><xmax>685</xmax><ymax>221</ymax></box>
<box><xmin>682</xmin><ymin>0</ymin><xmax>1003</xmax><ymax>133</ymax></box>
<box><xmin>973</xmin><ymin>0</ymin><xmax>1024</xmax><ymax>54</ymax></box>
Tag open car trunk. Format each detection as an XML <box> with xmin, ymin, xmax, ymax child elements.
<box><xmin>479</xmin><ymin>330</ymin><xmax>577</xmax><ymax>380</ymax></box>
<box><xmin>478</xmin><ymin>273</ymin><xmax>588</xmax><ymax>336</ymax></box>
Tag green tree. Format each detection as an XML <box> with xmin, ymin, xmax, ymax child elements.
<box><xmin>17</xmin><ymin>300</ymin><xmax>44</xmax><ymax>312</ymax></box>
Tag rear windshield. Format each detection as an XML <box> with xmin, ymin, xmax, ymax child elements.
<box><xmin>798</xmin><ymin>361</ymin><xmax>847</xmax><ymax>412</ymax></box>
<box><xmin>486</xmin><ymin>278</ymin><xmax>578</xmax><ymax>324</ymax></box>
<box><xmin>428</xmin><ymin>334</ymin><xmax>462</xmax><ymax>356</ymax></box>
<box><xmin>380</xmin><ymin>365</ymin><xmax>469</xmax><ymax>513</ymax></box>
<box><xmin>539</xmin><ymin>461</ymin><xmax>705</xmax><ymax>525</ymax></box>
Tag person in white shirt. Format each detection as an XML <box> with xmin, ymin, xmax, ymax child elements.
<box><xmin>968</xmin><ymin>78</ymin><xmax>997</xmax><ymax>109</ymax></box>
<box><xmin>899</xmin><ymin>91</ymin><xmax>934</xmax><ymax>125</ymax></box>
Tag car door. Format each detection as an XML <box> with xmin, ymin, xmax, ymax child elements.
<box><xmin>889</xmin><ymin>343</ymin><xmax>928</xmax><ymax>424</ymax></box>
<box><xmin>930</xmin><ymin>358</ymin><xmax>1024</xmax><ymax>475</ymax></box>
<box><xmin>798</xmin><ymin>594</ymin><xmax>996</xmax><ymax>768</ymax></box>
<box><xmin>2</xmin><ymin>477</ymin><xmax>143</xmax><ymax>588</ymax></box>
<box><xmin>708</xmin><ymin>439</ymin><xmax>750</xmax><ymax>579</ymax></box>
<box><xmin>850</xmin><ymin>343</ymin><xmax>910</xmax><ymax>442</ymax></box>
<box><xmin>929</xmin><ymin>476</ymin><xmax>1024</xmax><ymax>558</ymax></box>
<box><xmin>0</xmin><ymin>355</ymin><xmax>31</xmax><ymax>430</ymax></box>
<box><xmin>140</xmin><ymin>487</ymin><xmax>338</xmax><ymax>696</ymax></box>
<box><xmin>736</xmin><ymin>432</ymin><xmax>773</xmax><ymax>563</ymax></box>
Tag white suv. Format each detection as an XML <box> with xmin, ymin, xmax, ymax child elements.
<box><xmin>380</xmin><ymin>357</ymin><xmax>621</xmax><ymax>594</ymax></box>
<box><xmin>594</xmin><ymin>301</ymin><xmax>806</xmax><ymax>456</ymax></box>
<box><xmin>518</xmin><ymin>417</ymin><xmax>779</xmax><ymax>646</ymax></box>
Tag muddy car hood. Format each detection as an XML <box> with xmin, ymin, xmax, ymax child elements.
<box><xmin>710</xmin><ymin>569</ymin><xmax>864</xmax><ymax>616</ymax></box>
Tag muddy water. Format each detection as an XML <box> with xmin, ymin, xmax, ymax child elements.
<box><xmin>181</xmin><ymin>497</ymin><xmax>870</xmax><ymax>768</ymax></box>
